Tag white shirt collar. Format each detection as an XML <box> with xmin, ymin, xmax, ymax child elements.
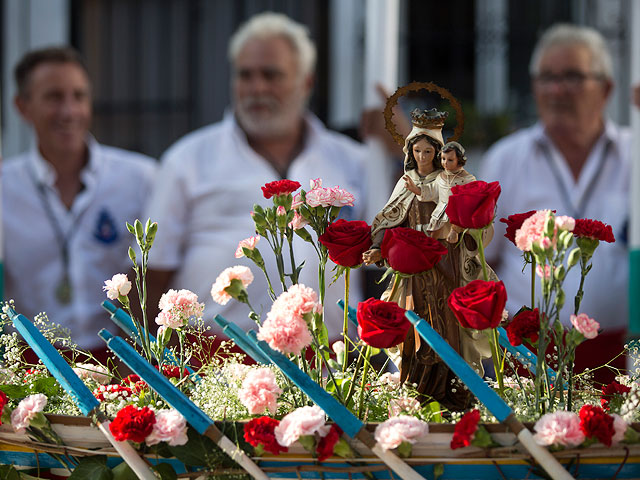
<box><xmin>27</xmin><ymin>135</ymin><xmax>101</xmax><ymax>187</ymax></box>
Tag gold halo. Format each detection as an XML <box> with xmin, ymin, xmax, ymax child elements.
<box><xmin>384</xmin><ymin>81</ymin><xmax>464</xmax><ymax>146</ymax></box>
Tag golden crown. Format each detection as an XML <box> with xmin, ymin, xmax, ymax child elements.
<box><xmin>410</xmin><ymin>108</ymin><xmax>448</xmax><ymax>129</ymax></box>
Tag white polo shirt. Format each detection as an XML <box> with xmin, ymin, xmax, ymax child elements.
<box><xmin>2</xmin><ymin>138</ymin><xmax>156</xmax><ymax>349</ymax></box>
<box><xmin>480</xmin><ymin>121</ymin><xmax>630</xmax><ymax>330</ymax></box>
<box><xmin>146</xmin><ymin>113</ymin><xmax>368</xmax><ymax>336</ymax></box>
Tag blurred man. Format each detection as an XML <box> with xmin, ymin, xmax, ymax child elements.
<box><xmin>2</xmin><ymin>47</ymin><xmax>156</xmax><ymax>354</ymax></box>
<box><xmin>145</xmin><ymin>12</ymin><xmax>390</xmax><ymax>338</ymax></box>
<box><xmin>481</xmin><ymin>24</ymin><xmax>629</xmax><ymax>381</ymax></box>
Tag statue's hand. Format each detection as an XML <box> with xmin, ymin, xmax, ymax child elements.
<box><xmin>403</xmin><ymin>175</ymin><xmax>420</xmax><ymax>195</ymax></box>
<box><xmin>362</xmin><ymin>248</ymin><xmax>382</xmax><ymax>265</ymax></box>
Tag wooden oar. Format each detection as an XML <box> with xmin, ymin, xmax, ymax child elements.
<box><xmin>213</xmin><ymin>315</ymin><xmax>426</xmax><ymax>480</ymax></box>
<box><xmin>405</xmin><ymin>310</ymin><xmax>573</xmax><ymax>480</ymax></box>
<box><xmin>8</xmin><ymin>308</ymin><xmax>157</xmax><ymax>480</ymax></box>
<box><xmin>98</xmin><ymin>329</ymin><xmax>269</xmax><ymax>480</ymax></box>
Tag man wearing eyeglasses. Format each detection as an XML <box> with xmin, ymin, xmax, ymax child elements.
<box><xmin>481</xmin><ymin>24</ymin><xmax>630</xmax><ymax>383</ymax></box>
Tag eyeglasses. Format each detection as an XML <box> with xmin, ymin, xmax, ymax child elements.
<box><xmin>533</xmin><ymin>71</ymin><xmax>605</xmax><ymax>89</ymax></box>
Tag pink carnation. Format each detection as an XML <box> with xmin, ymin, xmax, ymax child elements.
<box><xmin>289</xmin><ymin>211</ymin><xmax>309</xmax><ymax>230</ymax></box>
<box><xmin>388</xmin><ymin>397</ymin><xmax>421</xmax><ymax>417</ymax></box>
<box><xmin>11</xmin><ymin>394</ymin><xmax>48</xmax><ymax>434</ymax></box>
<box><xmin>292</xmin><ymin>192</ymin><xmax>304</xmax><ymax>209</ymax></box>
<box><xmin>210</xmin><ymin>266</ymin><xmax>254</xmax><ymax>305</ymax></box>
<box><xmin>306</xmin><ymin>188</ymin><xmax>335</xmax><ymax>207</ymax></box>
<box><xmin>331</xmin><ymin>187</ymin><xmax>355</xmax><ymax>207</ymax></box>
<box><xmin>73</xmin><ymin>363</ymin><xmax>110</xmax><ymax>385</ymax></box>
<box><xmin>235</xmin><ymin>235</ymin><xmax>260</xmax><ymax>259</ymax></box>
<box><xmin>612</xmin><ymin>414</ymin><xmax>628</xmax><ymax>445</ymax></box>
<box><xmin>309</xmin><ymin>178</ymin><xmax>322</xmax><ymax>190</ymax></box>
<box><xmin>276</xmin><ymin>206</ymin><xmax>287</xmax><ymax>216</ymax></box>
<box><xmin>270</xmin><ymin>284</ymin><xmax>319</xmax><ymax>320</ymax></box>
<box><xmin>374</xmin><ymin>416</ymin><xmax>429</xmax><ymax>450</ymax></box>
<box><xmin>103</xmin><ymin>273</ymin><xmax>132</xmax><ymax>300</ymax></box>
<box><xmin>239</xmin><ymin>368</ymin><xmax>282</xmax><ymax>415</ymax></box>
<box><xmin>571</xmin><ymin>313</ymin><xmax>600</xmax><ymax>339</ymax></box>
<box><xmin>257</xmin><ymin>315</ymin><xmax>312</xmax><ymax>355</ymax></box>
<box><xmin>145</xmin><ymin>409</ymin><xmax>188</xmax><ymax>446</ymax></box>
<box><xmin>274</xmin><ymin>406</ymin><xmax>327</xmax><ymax>447</ymax></box>
<box><xmin>536</xmin><ymin>264</ymin><xmax>553</xmax><ymax>279</ymax></box>
<box><xmin>515</xmin><ymin>210</ymin><xmax>552</xmax><ymax>252</ymax></box>
<box><xmin>555</xmin><ymin>215</ymin><xmax>575</xmax><ymax>231</ymax></box>
<box><xmin>533</xmin><ymin>411</ymin><xmax>585</xmax><ymax>447</ymax></box>
<box><xmin>155</xmin><ymin>289</ymin><xmax>204</xmax><ymax>329</ymax></box>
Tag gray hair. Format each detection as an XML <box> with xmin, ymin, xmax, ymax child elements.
<box><xmin>228</xmin><ymin>12</ymin><xmax>316</xmax><ymax>77</ymax></box>
<box><xmin>529</xmin><ymin>23</ymin><xmax>613</xmax><ymax>81</ymax></box>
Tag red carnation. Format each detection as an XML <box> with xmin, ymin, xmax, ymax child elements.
<box><xmin>447</xmin><ymin>181</ymin><xmax>501</xmax><ymax>229</ymax></box>
<box><xmin>381</xmin><ymin>227</ymin><xmax>448</xmax><ymax>275</ymax></box>
<box><xmin>357</xmin><ymin>298</ymin><xmax>410</xmax><ymax>348</ymax></box>
<box><xmin>450</xmin><ymin>409</ymin><xmax>481</xmax><ymax>449</ymax></box>
<box><xmin>244</xmin><ymin>416</ymin><xmax>288</xmax><ymax>455</ymax></box>
<box><xmin>93</xmin><ymin>383</ymin><xmax>133</xmax><ymax>402</ymax></box>
<box><xmin>122</xmin><ymin>374</ymin><xmax>141</xmax><ymax>385</ymax></box>
<box><xmin>0</xmin><ymin>390</ymin><xmax>8</xmax><ymax>425</ymax></box>
<box><xmin>109</xmin><ymin>405</ymin><xmax>156</xmax><ymax>443</ymax></box>
<box><xmin>505</xmin><ymin>308</ymin><xmax>540</xmax><ymax>346</ymax></box>
<box><xmin>318</xmin><ymin>219</ymin><xmax>372</xmax><ymax>267</ymax></box>
<box><xmin>317</xmin><ymin>424</ymin><xmax>343</xmax><ymax>461</ymax></box>
<box><xmin>601</xmin><ymin>381</ymin><xmax>631</xmax><ymax>411</ymax></box>
<box><xmin>573</xmin><ymin>219</ymin><xmax>615</xmax><ymax>243</ymax></box>
<box><xmin>579</xmin><ymin>404</ymin><xmax>615</xmax><ymax>446</ymax></box>
<box><xmin>261</xmin><ymin>180</ymin><xmax>302</xmax><ymax>199</ymax></box>
<box><xmin>162</xmin><ymin>365</ymin><xmax>190</xmax><ymax>379</ymax></box>
<box><xmin>500</xmin><ymin>210</ymin><xmax>536</xmax><ymax>246</ymax></box>
<box><xmin>448</xmin><ymin>280</ymin><xmax>507</xmax><ymax>330</ymax></box>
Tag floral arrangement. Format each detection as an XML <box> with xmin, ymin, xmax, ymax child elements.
<box><xmin>1</xmin><ymin>175</ymin><xmax>639</xmax><ymax>479</ymax></box>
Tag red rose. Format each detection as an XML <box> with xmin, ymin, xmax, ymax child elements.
<box><xmin>0</xmin><ymin>390</ymin><xmax>8</xmax><ymax>425</ymax></box>
<box><xmin>505</xmin><ymin>308</ymin><xmax>540</xmax><ymax>346</ymax></box>
<box><xmin>109</xmin><ymin>405</ymin><xmax>156</xmax><ymax>443</ymax></box>
<box><xmin>579</xmin><ymin>404</ymin><xmax>615</xmax><ymax>446</ymax></box>
<box><xmin>447</xmin><ymin>181</ymin><xmax>501</xmax><ymax>229</ymax></box>
<box><xmin>601</xmin><ymin>381</ymin><xmax>631</xmax><ymax>411</ymax></box>
<box><xmin>448</xmin><ymin>280</ymin><xmax>507</xmax><ymax>330</ymax></box>
<box><xmin>573</xmin><ymin>218</ymin><xmax>615</xmax><ymax>243</ymax></box>
<box><xmin>244</xmin><ymin>416</ymin><xmax>288</xmax><ymax>455</ymax></box>
<box><xmin>500</xmin><ymin>210</ymin><xmax>537</xmax><ymax>246</ymax></box>
<box><xmin>380</xmin><ymin>228</ymin><xmax>448</xmax><ymax>275</ymax></box>
<box><xmin>316</xmin><ymin>424</ymin><xmax>343</xmax><ymax>461</ymax></box>
<box><xmin>356</xmin><ymin>298</ymin><xmax>410</xmax><ymax>348</ymax></box>
<box><xmin>450</xmin><ymin>409</ymin><xmax>480</xmax><ymax>449</ymax></box>
<box><xmin>318</xmin><ymin>219</ymin><xmax>372</xmax><ymax>267</ymax></box>
<box><xmin>261</xmin><ymin>180</ymin><xmax>301</xmax><ymax>199</ymax></box>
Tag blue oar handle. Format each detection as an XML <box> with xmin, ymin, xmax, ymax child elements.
<box><xmin>337</xmin><ymin>300</ymin><xmax>358</xmax><ymax>326</ymax></box>
<box><xmin>496</xmin><ymin>327</ymin><xmax>559</xmax><ymax>384</ymax></box>
<box><xmin>101</xmin><ymin>300</ymin><xmax>199</xmax><ymax>381</ymax></box>
<box><xmin>213</xmin><ymin>315</ymin><xmax>271</xmax><ymax>365</ymax></box>
<box><xmin>405</xmin><ymin>311</ymin><xmax>512</xmax><ymax>422</ymax></box>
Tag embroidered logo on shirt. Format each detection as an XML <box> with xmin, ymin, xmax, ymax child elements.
<box><xmin>93</xmin><ymin>208</ymin><xmax>119</xmax><ymax>244</ymax></box>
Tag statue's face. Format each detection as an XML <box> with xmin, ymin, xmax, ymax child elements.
<box><xmin>412</xmin><ymin>138</ymin><xmax>436</xmax><ymax>174</ymax></box>
<box><xmin>441</xmin><ymin>150</ymin><xmax>460</xmax><ymax>172</ymax></box>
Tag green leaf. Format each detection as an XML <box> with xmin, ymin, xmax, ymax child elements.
<box><xmin>168</xmin><ymin>428</ymin><xmax>224</xmax><ymax>467</ymax></box>
<box><xmin>433</xmin><ymin>463</ymin><xmax>445</xmax><ymax>480</ymax></box>
<box><xmin>33</xmin><ymin>377</ymin><xmax>61</xmax><ymax>397</ymax></box>
<box><xmin>112</xmin><ymin>462</ymin><xmax>137</xmax><ymax>480</ymax></box>
<box><xmin>69</xmin><ymin>456</ymin><xmax>113</xmax><ymax>480</ymax></box>
<box><xmin>471</xmin><ymin>426</ymin><xmax>496</xmax><ymax>448</ymax></box>
<box><xmin>151</xmin><ymin>463</ymin><xmax>178</xmax><ymax>480</ymax></box>
<box><xmin>0</xmin><ymin>384</ymin><xmax>29</xmax><ymax>399</ymax></box>
<box><xmin>0</xmin><ymin>465</ymin><xmax>20</xmax><ymax>480</ymax></box>
<box><xmin>396</xmin><ymin>441</ymin><xmax>412</xmax><ymax>458</ymax></box>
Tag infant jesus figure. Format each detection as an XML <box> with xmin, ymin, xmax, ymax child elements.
<box><xmin>404</xmin><ymin>141</ymin><xmax>475</xmax><ymax>244</ymax></box>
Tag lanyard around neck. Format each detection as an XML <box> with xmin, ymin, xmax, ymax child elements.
<box><xmin>537</xmin><ymin>139</ymin><xmax>612</xmax><ymax>220</ymax></box>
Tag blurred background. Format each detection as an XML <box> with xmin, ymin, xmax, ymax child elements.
<box><xmin>0</xmin><ymin>0</ymin><xmax>634</xmax><ymax>164</ymax></box>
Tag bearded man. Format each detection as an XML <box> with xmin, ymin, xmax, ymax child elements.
<box><xmin>145</xmin><ymin>12</ymin><xmax>373</xmax><ymax>337</ymax></box>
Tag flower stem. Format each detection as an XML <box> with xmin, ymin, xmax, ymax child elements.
<box><xmin>342</xmin><ymin>268</ymin><xmax>350</xmax><ymax>372</ymax></box>
<box><xmin>357</xmin><ymin>346</ymin><xmax>372</xmax><ymax>419</ymax></box>
<box><xmin>530</xmin><ymin>256</ymin><xmax>536</xmax><ymax>309</ymax></box>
